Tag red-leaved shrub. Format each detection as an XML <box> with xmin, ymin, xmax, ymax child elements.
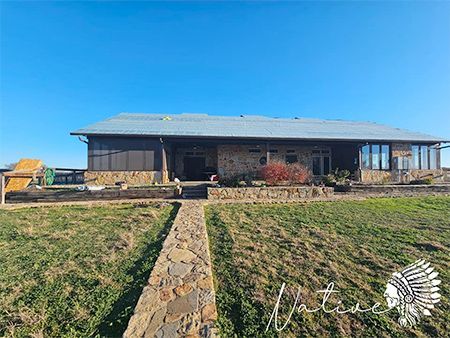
<box><xmin>260</xmin><ymin>162</ymin><xmax>289</xmax><ymax>185</ymax></box>
<box><xmin>287</xmin><ymin>162</ymin><xmax>312</xmax><ymax>184</ymax></box>
<box><xmin>261</xmin><ymin>161</ymin><xmax>311</xmax><ymax>185</ymax></box>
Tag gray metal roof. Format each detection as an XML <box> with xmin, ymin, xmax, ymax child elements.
<box><xmin>71</xmin><ymin>113</ymin><xmax>444</xmax><ymax>143</ymax></box>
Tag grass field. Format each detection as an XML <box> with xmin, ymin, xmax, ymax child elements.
<box><xmin>205</xmin><ymin>197</ymin><xmax>450</xmax><ymax>337</ymax></box>
<box><xmin>0</xmin><ymin>202</ymin><xmax>178</xmax><ymax>337</ymax></box>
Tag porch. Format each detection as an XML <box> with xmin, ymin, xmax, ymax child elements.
<box><xmin>162</xmin><ymin>139</ymin><xmax>360</xmax><ymax>182</ymax></box>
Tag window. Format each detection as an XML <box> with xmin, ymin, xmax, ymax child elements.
<box><xmin>249</xmin><ymin>148</ymin><xmax>261</xmax><ymax>153</ymax></box>
<box><xmin>372</xmin><ymin>145</ymin><xmax>380</xmax><ymax>170</ymax></box>
<box><xmin>269</xmin><ymin>149</ymin><xmax>278</xmax><ymax>153</ymax></box>
<box><xmin>361</xmin><ymin>145</ymin><xmax>370</xmax><ymax>170</ymax></box>
<box><xmin>361</xmin><ymin>144</ymin><xmax>390</xmax><ymax>170</ymax></box>
<box><xmin>421</xmin><ymin>146</ymin><xmax>428</xmax><ymax>169</ymax></box>
<box><xmin>411</xmin><ymin>146</ymin><xmax>420</xmax><ymax>169</ymax></box>
<box><xmin>312</xmin><ymin>157</ymin><xmax>321</xmax><ymax>175</ymax></box>
<box><xmin>287</xmin><ymin>149</ymin><xmax>296</xmax><ymax>153</ymax></box>
<box><xmin>429</xmin><ymin>147</ymin><xmax>437</xmax><ymax>169</ymax></box>
<box><xmin>412</xmin><ymin>145</ymin><xmax>439</xmax><ymax>170</ymax></box>
<box><xmin>286</xmin><ymin>155</ymin><xmax>298</xmax><ymax>164</ymax></box>
<box><xmin>381</xmin><ymin>145</ymin><xmax>390</xmax><ymax>169</ymax></box>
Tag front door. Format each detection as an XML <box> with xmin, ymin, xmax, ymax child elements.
<box><xmin>312</xmin><ymin>149</ymin><xmax>331</xmax><ymax>176</ymax></box>
<box><xmin>184</xmin><ymin>157</ymin><xmax>206</xmax><ymax>180</ymax></box>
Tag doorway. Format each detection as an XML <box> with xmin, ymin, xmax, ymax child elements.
<box><xmin>183</xmin><ymin>157</ymin><xmax>206</xmax><ymax>180</ymax></box>
<box><xmin>312</xmin><ymin>149</ymin><xmax>331</xmax><ymax>176</ymax></box>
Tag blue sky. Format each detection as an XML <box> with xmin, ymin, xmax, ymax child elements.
<box><xmin>1</xmin><ymin>1</ymin><xmax>449</xmax><ymax>168</ymax></box>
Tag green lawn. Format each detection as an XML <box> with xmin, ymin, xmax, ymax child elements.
<box><xmin>205</xmin><ymin>197</ymin><xmax>450</xmax><ymax>337</ymax></box>
<box><xmin>0</xmin><ymin>202</ymin><xmax>178</xmax><ymax>337</ymax></box>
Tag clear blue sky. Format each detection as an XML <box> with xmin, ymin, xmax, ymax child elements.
<box><xmin>1</xmin><ymin>1</ymin><xmax>449</xmax><ymax>168</ymax></box>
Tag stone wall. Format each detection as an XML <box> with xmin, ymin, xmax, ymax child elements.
<box><xmin>208</xmin><ymin>186</ymin><xmax>333</xmax><ymax>200</ymax></box>
<box><xmin>345</xmin><ymin>184</ymin><xmax>450</xmax><ymax>197</ymax></box>
<box><xmin>84</xmin><ymin>171</ymin><xmax>164</xmax><ymax>185</ymax></box>
<box><xmin>360</xmin><ymin>169</ymin><xmax>444</xmax><ymax>184</ymax></box>
<box><xmin>217</xmin><ymin>144</ymin><xmax>313</xmax><ymax>177</ymax></box>
<box><xmin>359</xmin><ymin>170</ymin><xmax>392</xmax><ymax>184</ymax></box>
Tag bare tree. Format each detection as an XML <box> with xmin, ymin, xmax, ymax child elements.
<box><xmin>3</xmin><ymin>162</ymin><xmax>17</xmax><ymax>170</ymax></box>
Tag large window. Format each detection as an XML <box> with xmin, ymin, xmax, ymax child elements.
<box><xmin>421</xmin><ymin>145</ymin><xmax>428</xmax><ymax>169</ymax></box>
<box><xmin>411</xmin><ymin>146</ymin><xmax>420</xmax><ymax>169</ymax></box>
<box><xmin>361</xmin><ymin>144</ymin><xmax>390</xmax><ymax>170</ymax></box>
<box><xmin>411</xmin><ymin>145</ymin><xmax>439</xmax><ymax>170</ymax></box>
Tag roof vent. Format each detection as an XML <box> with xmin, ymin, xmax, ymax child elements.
<box><xmin>161</xmin><ymin>116</ymin><xmax>172</xmax><ymax>121</ymax></box>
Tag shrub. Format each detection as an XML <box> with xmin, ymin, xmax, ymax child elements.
<box><xmin>324</xmin><ymin>168</ymin><xmax>351</xmax><ymax>186</ymax></box>
<box><xmin>323</xmin><ymin>174</ymin><xmax>336</xmax><ymax>187</ymax></box>
<box><xmin>261</xmin><ymin>162</ymin><xmax>289</xmax><ymax>185</ymax></box>
<box><xmin>410</xmin><ymin>177</ymin><xmax>434</xmax><ymax>185</ymax></box>
<box><xmin>218</xmin><ymin>175</ymin><xmax>241</xmax><ymax>188</ymax></box>
<box><xmin>261</xmin><ymin>162</ymin><xmax>311</xmax><ymax>185</ymax></box>
<box><xmin>287</xmin><ymin>162</ymin><xmax>312</xmax><ymax>184</ymax></box>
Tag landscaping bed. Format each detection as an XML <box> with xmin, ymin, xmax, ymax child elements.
<box><xmin>205</xmin><ymin>197</ymin><xmax>450</xmax><ymax>337</ymax></box>
<box><xmin>0</xmin><ymin>202</ymin><xmax>178</xmax><ymax>337</ymax></box>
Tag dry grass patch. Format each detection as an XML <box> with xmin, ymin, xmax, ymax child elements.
<box><xmin>0</xmin><ymin>202</ymin><xmax>178</xmax><ymax>337</ymax></box>
<box><xmin>205</xmin><ymin>197</ymin><xmax>450</xmax><ymax>337</ymax></box>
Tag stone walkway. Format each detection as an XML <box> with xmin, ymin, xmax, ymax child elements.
<box><xmin>124</xmin><ymin>201</ymin><xmax>218</xmax><ymax>338</ymax></box>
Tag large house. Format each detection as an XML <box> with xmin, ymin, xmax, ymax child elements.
<box><xmin>71</xmin><ymin>113</ymin><xmax>446</xmax><ymax>185</ymax></box>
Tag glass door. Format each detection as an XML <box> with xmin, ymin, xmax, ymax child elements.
<box><xmin>312</xmin><ymin>149</ymin><xmax>331</xmax><ymax>175</ymax></box>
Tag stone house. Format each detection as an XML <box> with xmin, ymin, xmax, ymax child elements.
<box><xmin>71</xmin><ymin>113</ymin><xmax>446</xmax><ymax>185</ymax></box>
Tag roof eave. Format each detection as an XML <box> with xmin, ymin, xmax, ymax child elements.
<box><xmin>70</xmin><ymin>131</ymin><xmax>446</xmax><ymax>143</ymax></box>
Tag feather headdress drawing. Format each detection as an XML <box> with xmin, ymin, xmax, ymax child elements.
<box><xmin>384</xmin><ymin>259</ymin><xmax>441</xmax><ymax>327</ymax></box>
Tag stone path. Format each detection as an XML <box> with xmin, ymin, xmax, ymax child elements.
<box><xmin>124</xmin><ymin>201</ymin><xmax>218</xmax><ymax>338</ymax></box>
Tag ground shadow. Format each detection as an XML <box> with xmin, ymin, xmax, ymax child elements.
<box><xmin>97</xmin><ymin>203</ymin><xmax>180</xmax><ymax>337</ymax></box>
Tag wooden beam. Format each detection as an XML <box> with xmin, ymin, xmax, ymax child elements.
<box><xmin>3</xmin><ymin>172</ymin><xmax>44</xmax><ymax>178</ymax></box>
<box><xmin>1</xmin><ymin>174</ymin><xmax>5</xmax><ymax>205</ymax></box>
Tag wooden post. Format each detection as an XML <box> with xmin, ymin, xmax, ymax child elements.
<box><xmin>1</xmin><ymin>174</ymin><xmax>5</xmax><ymax>205</ymax></box>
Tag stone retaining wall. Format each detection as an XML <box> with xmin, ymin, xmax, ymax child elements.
<box><xmin>124</xmin><ymin>201</ymin><xmax>217</xmax><ymax>338</ymax></box>
<box><xmin>208</xmin><ymin>186</ymin><xmax>334</xmax><ymax>200</ymax></box>
<box><xmin>343</xmin><ymin>184</ymin><xmax>450</xmax><ymax>197</ymax></box>
<box><xmin>6</xmin><ymin>188</ymin><xmax>174</xmax><ymax>203</ymax></box>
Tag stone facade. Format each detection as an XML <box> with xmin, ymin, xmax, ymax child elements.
<box><xmin>208</xmin><ymin>186</ymin><xmax>333</xmax><ymax>200</ymax></box>
<box><xmin>217</xmin><ymin>144</ymin><xmax>313</xmax><ymax>177</ymax></box>
<box><xmin>124</xmin><ymin>201</ymin><xmax>218</xmax><ymax>337</ymax></box>
<box><xmin>84</xmin><ymin>171</ymin><xmax>165</xmax><ymax>185</ymax></box>
<box><xmin>359</xmin><ymin>170</ymin><xmax>392</xmax><ymax>184</ymax></box>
